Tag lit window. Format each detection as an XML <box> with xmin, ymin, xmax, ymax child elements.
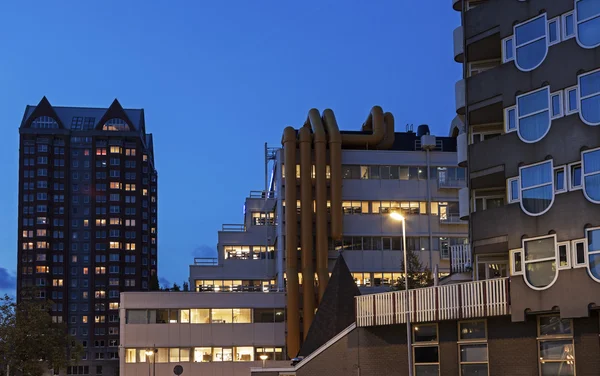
<box><xmin>234</xmin><ymin>347</ymin><xmax>254</xmax><ymax>362</ymax></box>
<box><xmin>502</xmin><ymin>36</ymin><xmax>514</xmax><ymax>62</ymax></box>
<box><xmin>412</xmin><ymin>324</ymin><xmax>439</xmax><ymax>375</ymax></box>
<box><xmin>125</xmin><ymin>349</ymin><xmax>136</xmax><ymax>363</ymax></box>
<box><xmin>575</xmin><ymin>0</ymin><xmax>600</xmax><ymax>48</ymax></box>
<box><xmin>537</xmin><ymin>315</ymin><xmax>575</xmax><ymax>375</ymax></box>
<box><xmin>522</xmin><ymin>235</ymin><xmax>557</xmax><ymax>290</ymax></box>
<box><xmin>578</xmin><ymin>69</ymin><xmax>600</xmax><ymax>125</ymax></box>
<box><xmin>513</xmin><ymin>87</ymin><xmax>551</xmax><ymax>143</ymax></box>
<box><xmin>519</xmin><ymin>160</ymin><xmax>554</xmax><ymax>216</ymax></box>
<box><xmin>458</xmin><ymin>321</ymin><xmax>488</xmax><ymax>376</ymax></box>
<box><xmin>110</xmin><ymin>146</ymin><xmax>121</xmax><ymax>154</ymax></box>
<box><xmin>514</xmin><ymin>14</ymin><xmax>548</xmax><ymax>72</ymax></box>
<box><xmin>103</xmin><ymin>118</ymin><xmax>130</xmax><ymax>131</ymax></box>
<box><xmin>586</xmin><ymin>227</ymin><xmax>600</xmax><ymax>282</ymax></box>
<box><xmin>194</xmin><ymin>347</ymin><xmax>212</xmax><ymax>362</ymax></box>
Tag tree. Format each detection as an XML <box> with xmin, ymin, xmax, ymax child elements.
<box><xmin>392</xmin><ymin>248</ymin><xmax>434</xmax><ymax>290</ymax></box>
<box><xmin>171</xmin><ymin>283</ymin><xmax>181</xmax><ymax>292</ymax></box>
<box><xmin>0</xmin><ymin>292</ymin><xmax>83</xmax><ymax>376</ymax></box>
<box><xmin>149</xmin><ymin>274</ymin><xmax>160</xmax><ymax>291</ymax></box>
<box><xmin>182</xmin><ymin>282</ymin><xmax>189</xmax><ymax>292</ymax></box>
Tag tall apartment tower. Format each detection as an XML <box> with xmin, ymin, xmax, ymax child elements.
<box><xmin>17</xmin><ymin>97</ymin><xmax>158</xmax><ymax>375</ymax></box>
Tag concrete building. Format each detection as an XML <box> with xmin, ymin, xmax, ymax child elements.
<box><xmin>251</xmin><ymin>0</ymin><xmax>600</xmax><ymax>375</ymax></box>
<box><xmin>119</xmin><ymin>106</ymin><xmax>467</xmax><ymax>374</ymax></box>
<box><xmin>17</xmin><ymin>98</ymin><xmax>158</xmax><ymax>376</ymax></box>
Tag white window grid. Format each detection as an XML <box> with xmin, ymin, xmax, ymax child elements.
<box><xmin>519</xmin><ymin>159</ymin><xmax>554</xmax><ymax>217</ymax></box>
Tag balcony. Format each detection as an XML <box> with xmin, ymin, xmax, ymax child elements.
<box><xmin>439</xmin><ymin>213</ymin><xmax>467</xmax><ymax>225</ymax></box>
<box><xmin>453</xmin><ymin>26</ymin><xmax>463</xmax><ymax>62</ymax></box>
<box><xmin>450</xmin><ymin>244</ymin><xmax>472</xmax><ymax>274</ymax></box>
<box><xmin>194</xmin><ymin>258</ymin><xmax>218</xmax><ymax>266</ymax></box>
<box><xmin>457</xmin><ymin>132</ymin><xmax>467</xmax><ymax>167</ymax></box>
<box><xmin>459</xmin><ymin>187</ymin><xmax>469</xmax><ymax>220</ymax></box>
<box><xmin>452</xmin><ymin>0</ymin><xmax>460</xmax><ymax>11</ymax></box>
<box><xmin>355</xmin><ymin>277</ymin><xmax>509</xmax><ymax>327</ymax></box>
<box><xmin>437</xmin><ymin>177</ymin><xmax>466</xmax><ymax>189</ymax></box>
<box><xmin>221</xmin><ymin>224</ymin><xmax>245</xmax><ymax>232</ymax></box>
<box><xmin>455</xmin><ymin>79</ymin><xmax>465</xmax><ymax>115</ymax></box>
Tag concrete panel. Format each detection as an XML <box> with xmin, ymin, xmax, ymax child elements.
<box><xmin>124</xmin><ymin>361</ymin><xmax>291</xmax><ymax>376</ymax></box>
<box><xmin>121</xmin><ymin>292</ymin><xmax>286</xmax><ymax>310</ymax></box>
<box><xmin>457</xmin><ymin>132</ymin><xmax>467</xmax><ymax>167</ymax></box>
<box><xmin>232</xmin><ymin>324</ymin><xmax>254</xmax><ymax>345</ymax></box>
<box><xmin>455</xmin><ymin>79</ymin><xmax>466</xmax><ymax>114</ymax></box>
<box><xmin>190</xmin><ymin>260</ymin><xmax>277</xmax><ymax>281</ymax></box>
<box><xmin>454</xmin><ymin>25</ymin><xmax>464</xmax><ymax>62</ymax></box>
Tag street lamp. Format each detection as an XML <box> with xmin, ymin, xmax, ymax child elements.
<box><xmin>259</xmin><ymin>354</ymin><xmax>269</xmax><ymax>368</ymax></box>
<box><xmin>145</xmin><ymin>350</ymin><xmax>153</xmax><ymax>376</ymax></box>
<box><xmin>390</xmin><ymin>211</ymin><xmax>413</xmax><ymax>376</ymax></box>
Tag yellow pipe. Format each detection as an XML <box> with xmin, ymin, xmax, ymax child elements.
<box><xmin>299</xmin><ymin>126</ymin><xmax>315</xmax><ymax>337</ymax></box>
<box><xmin>307</xmin><ymin>109</ymin><xmax>329</xmax><ymax>301</ymax></box>
<box><xmin>282</xmin><ymin>126</ymin><xmax>300</xmax><ymax>358</ymax></box>
<box><xmin>377</xmin><ymin>112</ymin><xmax>396</xmax><ymax>149</ymax></box>
<box><xmin>340</xmin><ymin>106</ymin><xmax>385</xmax><ymax>147</ymax></box>
<box><xmin>322</xmin><ymin>109</ymin><xmax>343</xmax><ymax>240</ymax></box>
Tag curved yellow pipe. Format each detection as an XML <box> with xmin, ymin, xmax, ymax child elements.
<box><xmin>282</xmin><ymin>126</ymin><xmax>300</xmax><ymax>358</ymax></box>
<box><xmin>322</xmin><ymin>109</ymin><xmax>343</xmax><ymax>240</ymax></box>
<box><xmin>377</xmin><ymin>112</ymin><xmax>396</xmax><ymax>149</ymax></box>
<box><xmin>307</xmin><ymin>109</ymin><xmax>329</xmax><ymax>301</ymax></box>
<box><xmin>299</xmin><ymin>126</ymin><xmax>315</xmax><ymax>337</ymax></box>
<box><xmin>341</xmin><ymin>106</ymin><xmax>385</xmax><ymax>147</ymax></box>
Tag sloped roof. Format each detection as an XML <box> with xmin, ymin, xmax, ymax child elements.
<box><xmin>298</xmin><ymin>254</ymin><xmax>361</xmax><ymax>357</ymax></box>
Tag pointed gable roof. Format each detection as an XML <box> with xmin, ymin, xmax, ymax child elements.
<box><xmin>298</xmin><ymin>254</ymin><xmax>361</xmax><ymax>357</ymax></box>
<box><xmin>95</xmin><ymin>99</ymin><xmax>136</xmax><ymax>131</ymax></box>
<box><xmin>22</xmin><ymin>97</ymin><xmax>66</xmax><ymax>129</ymax></box>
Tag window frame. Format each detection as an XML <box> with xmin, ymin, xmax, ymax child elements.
<box><xmin>504</xmin><ymin>106</ymin><xmax>517</xmax><ymax>133</ymax></box>
<box><xmin>501</xmin><ymin>36</ymin><xmax>514</xmax><ymax>63</ymax></box>
<box><xmin>513</xmin><ymin>13</ymin><xmax>549</xmax><ymax>72</ymax></box>
<box><xmin>457</xmin><ymin>320</ymin><xmax>489</xmax><ymax>376</ymax></box>
<box><xmin>547</xmin><ymin>17</ymin><xmax>561</xmax><ymax>46</ymax></box>
<box><xmin>577</xmin><ymin>68</ymin><xmax>600</xmax><ymax>126</ymax></box>
<box><xmin>536</xmin><ymin>315</ymin><xmax>575</xmax><ymax>376</ymax></box>
<box><xmin>515</xmin><ymin>86</ymin><xmax>552</xmax><ymax>143</ymax></box>
<box><xmin>564</xmin><ymin>85</ymin><xmax>579</xmax><ymax>116</ymax></box>
<box><xmin>557</xmin><ymin>241</ymin><xmax>571</xmax><ymax>270</ymax></box>
<box><xmin>562</xmin><ymin>11</ymin><xmax>575</xmax><ymax>40</ymax></box>
<box><xmin>550</xmin><ymin>91</ymin><xmax>564</xmax><ymax>119</ymax></box>
<box><xmin>518</xmin><ymin>159</ymin><xmax>555</xmax><ymax>217</ymax></box>
<box><xmin>571</xmin><ymin>238</ymin><xmax>588</xmax><ymax>269</ymax></box>
<box><xmin>554</xmin><ymin>165</ymin><xmax>567</xmax><ymax>194</ymax></box>
<box><xmin>575</xmin><ymin>0</ymin><xmax>600</xmax><ymax>49</ymax></box>
<box><xmin>568</xmin><ymin>161</ymin><xmax>583</xmax><ymax>191</ymax></box>
<box><xmin>585</xmin><ymin>227</ymin><xmax>600</xmax><ymax>283</ymax></box>
<box><xmin>507</xmin><ymin>177</ymin><xmax>520</xmax><ymax>204</ymax></box>
<box><xmin>582</xmin><ymin>147</ymin><xmax>600</xmax><ymax>203</ymax></box>
<box><xmin>522</xmin><ymin>234</ymin><xmax>559</xmax><ymax>291</ymax></box>
<box><xmin>412</xmin><ymin>323</ymin><xmax>440</xmax><ymax>376</ymax></box>
<box><xmin>510</xmin><ymin>248</ymin><xmax>524</xmax><ymax>276</ymax></box>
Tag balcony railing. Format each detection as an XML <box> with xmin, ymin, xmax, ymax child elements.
<box><xmin>355</xmin><ymin>277</ymin><xmax>509</xmax><ymax>327</ymax></box>
<box><xmin>195</xmin><ymin>284</ymin><xmax>279</xmax><ymax>293</ymax></box>
<box><xmin>193</xmin><ymin>258</ymin><xmax>218</xmax><ymax>266</ymax></box>
<box><xmin>451</xmin><ymin>244</ymin><xmax>472</xmax><ymax>274</ymax></box>
<box><xmin>249</xmin><ymin>190</ymin><xmax>274</xmax><ymax>199</ymax></box>
<box><xmin>221</xmin><ymin>224</ymin><xmax>245</xmax><ymax>232</ymax></box>
<box><xmin>439</xmin><ymin>213</ymin><xmax>467</xmax><ymax>224</ymax></box>
<box><xmin>438</xmin><ymin>177</ymin><xmax>467</xmax><ymax>189</ymax></box>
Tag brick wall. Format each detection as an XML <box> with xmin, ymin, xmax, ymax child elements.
<box><xmin>488</xmin><ymin>316</ymin><xmax>538</xmax><ymax>376</ymax></box>
<box><xmin>574</xmin><ymin>311</ymin><xmax>600</xmax><ymax>375</ymax></box>
<box><xmin>296</xmin><ymin>328</ymin><xmax>359</xmax><ymax>376</ymax></box>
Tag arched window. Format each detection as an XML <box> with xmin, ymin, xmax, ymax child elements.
<box><xmin>586</xmin><ymin>227</ymin><xmax>600</xmax><ymax>282</ymax></box>
<box><xmin>31</xmin><ymin>116</ymin><xmax>59</xmax><ymax>129</ymax></box>
<box><xmin>582</xmin><ymin>147</ymin><xmax>600</xmax><ymax>203</ymax></box>
<box><xmin>519</xmin><ymin>160</ymin><xmax>555</xmax><ymax>216</ymax></box>
<box><xmin>514</xmin><ymin>14</ymin><xmax>548</xmax><ymax>72</ymax></box>
<box><xmin>578</xmin><ymin>68</ymin><xmax>600</xmax><ymax>125</ymax></box>
<box><xmin>102</xmin><ymin>118</ymin><xmax>130</xmax><ymax>131</ymax></box>
<box><xmin>575</xmin><ymin>0</ymin><xmax>600</xmax><ymax>49</ymax></box>
<box><xmin>523</xmin><ymin>235</ymin><xmax>558</xmax><ymax>290</ymax></box>
<box><xmin>516</xmin><ymin>87</ymin><xmax>552</xmax><ymax>143</ymax></box>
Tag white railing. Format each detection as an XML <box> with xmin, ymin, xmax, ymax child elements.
<box><xmin>440</xmin><ymin>213</ymin><xmax>467</xmax><ymax>224</ymax></box>
<box><xmin>451</xmin><ymin>244</ymin><xmax>472</xmax><ymax>273</ymax></box>
<box><xmin>438</xmin><ymin>177</ymin><xmax>467</xmax><ymax>189</ymax></box>
<box><xmin>355</xmin><ymin>277</ymin><xmax>509</xmax><ymax>327</ymax></box>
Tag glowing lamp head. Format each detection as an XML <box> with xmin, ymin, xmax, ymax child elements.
<box><xmin>260</xmin><ymin>354</ymin><xmax>269</xmax><ymax>361</ymax></box>
<box><xmin>390</xmin><ymin>212</ymin><xmax>405</xmax><ymax>222</ymax></box>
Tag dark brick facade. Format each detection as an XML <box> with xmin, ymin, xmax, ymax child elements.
<box><xmin>268</xmin><ymin>313</ymin><xmax>600</xmax><ymax>376</ymax></box>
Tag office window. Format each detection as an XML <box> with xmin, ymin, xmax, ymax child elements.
<box><xmin>413</xmin><ymin>324</ymin><xmax>439</xmax><ymax>375</ymax></box>
<box><xmin>458</xmin><ymin>320</ymin><xmax>488</xmax><ymax>376</ymax></box>
<box><xmin>213</xmin><ymin>347</ymin><xmax>233</xmax><ymax>362</ymax></box>
<box><xmin>537</xmin><ymin>315</ymin><xmax>574</xmax><ymax>375</ymax></box>
<box><xmin>578</xmin><ymin>68</ymin><xmax>600</xmax><ymax>125</ymax></box>
<box><xmin>519</xmin><ymin>160</ymin><xmax>554</xmax><ymax>216</ymax></box>
<box><xmin>125</xmin><ymin>349</ymin><xmax>136</xmax><ymax>363</ymax></box>
<box><xmin>212</xmin><ymin>309</ymin><xmax>233</xmax><ymax>323</ymax></box>
<box><xmin>190</xmin><ymin>309</ymin><xmax>210</xmax><ymax>324</ymax></box>
<box><xmin>523</xmin><ymin>235</ymin><xmax>557</xmax><ymax>290</ymax></box>
<box><xmin>233</xmin><ymin>309</ymin><xmax>252</xmax><ymax>323</ymax></box>
<box><xmin>514</xmin><ymin>14</ymin><xmax>548</xmax><ymax>71</ymax></box>
<box><xmin>575</xmin><ymin>0</ymin><xmax>600</xmax><ymax>48</ymax></box>
<box><xmin>194</xmin><ymin>348</ymin><xmax>212</xmax><ymax>362</ymax></box>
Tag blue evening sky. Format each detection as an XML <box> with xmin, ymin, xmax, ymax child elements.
<box><xmin>0</xmin><ymin>1</ymin><xmax>460</xmax><ymax>294</ymax></box>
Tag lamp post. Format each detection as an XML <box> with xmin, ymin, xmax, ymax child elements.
<box><xmin>390</xmin><ymin>211</ymin><xmax>413</xmax><ymax>376</ymax></box>
<box><xmin>145</xmin><ymin>350</ymin><xmax>154</xmax><ymax>376</ymax></box>
<box><xmin>259</xmin><ymin>354</ymin><xmax>269</xmax><ymax>368</ymax></box>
